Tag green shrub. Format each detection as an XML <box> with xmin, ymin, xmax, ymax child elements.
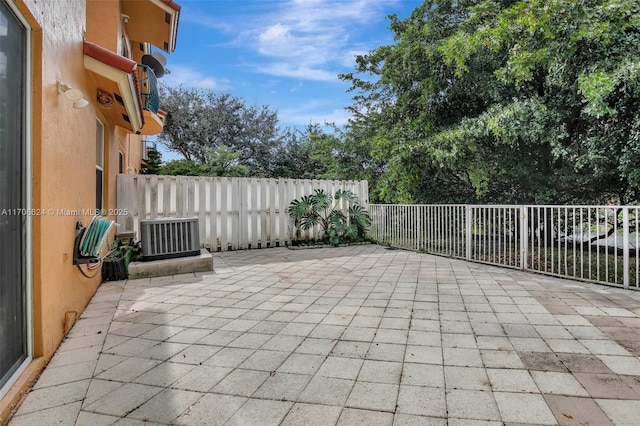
<box><xmin>288</xmin><ymin>189</ymin><xmax>371</xmax><ymax>246</ymax></box>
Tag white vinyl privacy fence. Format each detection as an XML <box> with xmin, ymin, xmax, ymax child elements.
<box><xmin>117</xmin><ymin>175</ymin><xmax>368</xmax><ymax>252</ymax></box>
<box><xmin>370</xmin><ymin>204</ymin><xmax>640</xmax><ymax>289</ymax></box>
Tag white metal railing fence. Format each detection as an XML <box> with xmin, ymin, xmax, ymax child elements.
<box><xmin>117</xmin><ymin>175</ymin><xmax>368</xmax><ymax>252</ymax></box>
<box><xmin>370</xmin><ymin>204</ymin><xmax>640</xmax><ymax>289</ymax></box>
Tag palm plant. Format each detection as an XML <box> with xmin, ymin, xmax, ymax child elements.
<box><xmin>288</xmin><ymin>189</ymin><xmax>371</xmax><ymax>245</ymax></box>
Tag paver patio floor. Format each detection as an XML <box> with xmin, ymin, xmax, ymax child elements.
<box><xmin>8</xmin><ymin>245</ymin><xmax>640</xmax><ymax>425</ymax></box>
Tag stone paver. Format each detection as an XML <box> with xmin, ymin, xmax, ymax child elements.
<box><xmin>7</xmin><ymin>245</ymin><xmax>640</xmax><ymax>425</ymax></box>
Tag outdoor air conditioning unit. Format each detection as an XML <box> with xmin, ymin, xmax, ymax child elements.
<box><xmin>140</xmin><ymin>217</ymin><xmax>200</xmax><ymax>261</ymax></box>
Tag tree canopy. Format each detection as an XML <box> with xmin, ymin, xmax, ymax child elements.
<box><xmin>339</xmin><ymin>0</ymin><xmax>640</xmax><ymax>204</ymax></box>
<box><xmin>158</xmin><ymin>86</ymin><xmax>279</xmax><ymax>176</ymax></box>
<box><xmin>157</xmin><ymin>146</ymin><xmax>249</xmax><ymax>177</ymax></box>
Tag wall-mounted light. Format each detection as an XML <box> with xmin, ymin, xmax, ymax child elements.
<box><xmin>57</xmin><ymin>80</ymin><xmax>89</xmax><ymax>109</ymax></box>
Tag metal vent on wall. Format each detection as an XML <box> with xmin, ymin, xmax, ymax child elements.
<box><xmin>140</xmin><ymin>217</ymin><xmax>200</xmax><ymax>261</ymax></box>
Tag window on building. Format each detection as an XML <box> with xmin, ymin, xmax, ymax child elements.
<box><xmin>96</xmin><ymin>119</ymin><xmax>104</xmax><ymax>210</ymax></box>
<box><xmin>119</xmin><ymin>16</ymin><xmax>131</xmax><ymax>59</ymax></box>
<box><xmin>118</xmin><ymin>151</ymin><xmax>124</xmax><ymax>174</ymax></box>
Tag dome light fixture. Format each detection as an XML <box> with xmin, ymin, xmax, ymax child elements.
<box><xmin>57</xmin><ymin>80</ymin><xmax>89</xmax><ymax>109</ymax></box>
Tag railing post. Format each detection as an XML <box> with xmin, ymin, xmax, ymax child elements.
<box><xmin>520</xmin><ymin>206</ymin><xmax>528</xmax><ymax>270</ymax></box>
<box><xmin>416</xmin><ymin>205</ymin><xmax>421</xmax><ymax>251</ymax></box>
<box><xmin>623</xmin><ymin>206</ymin><xmax>630</xmax><ymax>289</ymax></box>
<box><xmin>465</xmin><ymin>205</ymin><xmax>471</xmax><ymax>261</ymax></box>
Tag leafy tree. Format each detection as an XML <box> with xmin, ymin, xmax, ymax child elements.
<box><xmin>434</xmin><ymin>0</ymin><xmax>640</xmax><ymax>204</ymax></box>
<box><xmin>199</xmin><ymin>145</ymin><xmax>248</xmax><ymax>177</ymax></box>
<box><xmin>271</xmin><ymin>125</ymin><xmax>328</xmax><ymax>179</ymax></box>
<box><xmin>140</xmin><ymin>148</ymin><xmax>162</xmax><ymax>175</ymax></box>
<box><xmin>270</xmin><ymin>123</ymin><xmax>388</xmax><ymax>200</ymax></box>
<box><xmin>157</xmin><ymin>159</ymin><xmax>201</xmax><ymax>176</ymax></box>
<box><xmin>340</xmin><ymin>0</ymin><xmax>640</xmax><ymax>204</ymax></box>
<box><xmin>308</xmin><ymin>124</ymin><xmax>386</xmax><ymax>187</ymax></box>
<box><xmin>340</xmin><ymin>1</ymin><xmax>505</xmax><ymax>203</ymax></box>
<box><xmin>271</xmin><ymin>123</ymin><xmax>378</xmax><ymax>182</ymax></box>
<box><xmin>158</xmin><ymin>85</ymin><xmax>279</xmax><ymax>176</ymax></box>
<box><xmin>156</xmin><ymin>146</ymin><xmax>248</xmax><ymax>177</ymax></box>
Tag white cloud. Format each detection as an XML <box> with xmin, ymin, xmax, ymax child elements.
<box><xmin>279</xmin><ymin>102</ymin><xmax>353</xmax><ymax>127</ymax></box>
<box><xmin>265</xmin><ymin>0</ymin><xmax>398</xmax><ymax>79</ymax></box>
<box><xmin>258</xmin><ymin>23</ymin><xmax>291</xmax><ymax>47</ymax></box>
<box><xmin>162</xmin><ymin>65</ymin><xmax>232</xmax><ymax>90</ymax></box>
<box><xmin>259</xmin><ymin>63</ymin><xmax>337</xmax><ymax>82</ymax></box>
<box><xmin>227</xmin><ymin>0</ymin><xmax>399</xmax><ymax>81</ymax></box>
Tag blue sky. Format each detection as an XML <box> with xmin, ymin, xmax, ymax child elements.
<box><xmin>160</xmin><ymin>0</ymin><xmax>421</xmax><ymax>133</ymax></box>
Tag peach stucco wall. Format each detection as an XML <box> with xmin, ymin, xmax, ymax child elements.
<box><xmin>0</xmin><ymin>0</ymin><xmax>131</xmax><ymax>420</ymax></box>
<box><xmin>85</xmin><ymin>0</ymin><xmax>119</xmax><ymax>53</ymax></box>
<box><xmin>22</xmin><ymin>0</ymin><xmax>101</xmax><ymax>357</ymax></box>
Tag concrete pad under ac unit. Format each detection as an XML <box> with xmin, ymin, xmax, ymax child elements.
<box><xmin>128</xmin><ymin>249</ymin><xmax>213</xmax><ymax>279</ymax></box>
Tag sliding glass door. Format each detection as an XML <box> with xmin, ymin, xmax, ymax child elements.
<box><xmin>0</xmin><ymin>0</ymin><xmax>28</xmax><ymax>393</ymax></box>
